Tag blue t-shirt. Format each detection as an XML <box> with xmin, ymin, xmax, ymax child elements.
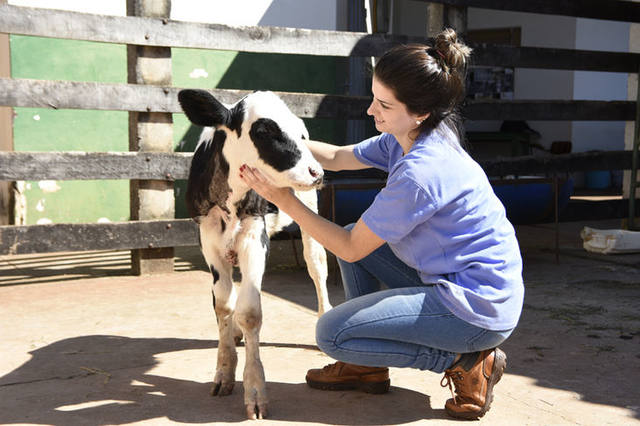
<box><xmin>353</xmin><ymin>127</ymin><xmax>524</xmax><ymax>331</ymax></box>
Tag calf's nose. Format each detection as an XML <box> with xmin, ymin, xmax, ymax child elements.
<box><xmin>309</xmin><ymin>167</ymin><xmax>321</xmax><ymax>178</ymax></box>
<box><xmin>309</xmin><ymin>167</ymin><xmax>324</xmax><ymax>186</ymax></box>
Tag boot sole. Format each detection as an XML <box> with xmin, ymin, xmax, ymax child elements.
<box><xmin>447</xmin><ymin>348</ymin><xmax>507</xmax><ymax>420</ymax></box>
<box><xmin>306</xmin><ymin>377</ymin><xmax>390</xmax><ymax>394</ymax></box>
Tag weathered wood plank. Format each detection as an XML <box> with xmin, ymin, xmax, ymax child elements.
<box><xmin>0</xmin><ymin>219</ymin><xmax>199</xmax><ymax>255</ymax></box>
<box><xmin>0</xmin><ymin>4</ymin><xmax>400</xmax><ymax>57</ymax></box>
<box><xmin>418</xmin><ymin>0</ymin><xmax>640</xmax><ymax>23</ymax></box>
<box><xmin>0</xmin><ymin>78</ymin><xmax>369</xmax><ymax>118</ymax></box>
<box><xmin>471</xmin><ymin>45</ymin><xmax>640</xmax><ymax>74</ymax></box>
<box><xmin>1</xmin><ymin>78</ymin><xmax>636</xmax><ymax>121</ymax></box>
<box><xmin>464</xmin><ymin>100</ymin><xmax>636</xmax><ymax>121</ymax></box>
<box><xmin>0</xmin><ymin>151</ymin><xmax>192</xmax><ymax>181</ymax></box>
<box><xmin>0</xmin><ymin>150</ymin><xmax>634</xmax><ymax>182</ymax></box>
<box><xmin>1</xmin><ymin>4</ymin><xmax>639</xmax><ymax>73</ymax></box>
<box><xmin>479</xmin><ymin>150</ymin><xmax>634</xmax><ymax>176</ymax></box>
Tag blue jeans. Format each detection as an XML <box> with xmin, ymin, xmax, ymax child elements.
<box><xmin>316</xmin><ymin>236</ymin><xmax>514</xmax><ymax>373</ymax></box>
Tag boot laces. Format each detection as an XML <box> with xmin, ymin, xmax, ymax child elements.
<box><xmin>440</xmin><ymin>370</ymin><xmax>464</xmax><ymax>404</ymax></box>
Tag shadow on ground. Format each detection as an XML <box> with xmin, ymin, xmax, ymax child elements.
<box><xmin>0</xmin><ymin>335</ymin><xmax>441</xmax><ymax>425</ymax></box>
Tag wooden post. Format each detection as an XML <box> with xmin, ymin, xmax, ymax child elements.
<box><xmin>0</xmin><ymin>0</ymin><xmax>13</xmax><ymax>226</ymax></box>
<box><xmin>425</xmin><ymin>3</ymin><xmax>444</xmax><ymax>38</ymax></box>
<box><xmin>127</xmin><ymin>0</ymin><xmax>174</xmax><ymax>274</ymax></box>
<box><xmin>426</xmin><ymin>2</ymin><xmax>467</xmax><ymax>37</ymax></box>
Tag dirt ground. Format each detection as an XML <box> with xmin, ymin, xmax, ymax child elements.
<box><xmin>1</xmin><ymin>219</ymin><xmax>639</xmax><ymax>425</ymax></box>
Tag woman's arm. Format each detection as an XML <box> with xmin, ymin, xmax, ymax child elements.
<box><xmin>306</xmin><ymin>140</ymin><xmax>369</xmax><ymax>172</ymax></box>
<box><xmin>239</xmin><ymin>165</ymin><xmax>384</xmax><ymax>262</ymax></box>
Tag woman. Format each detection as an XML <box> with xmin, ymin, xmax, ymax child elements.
<box><xmin>240</xmin><ymin>28</ymin><xmax>524</xmax><ymax>420</ymax></box>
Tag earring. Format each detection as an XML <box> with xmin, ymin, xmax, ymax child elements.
<box><xmin>416</xmin><ymin>120</ymin><xmax>422</xmax><ymax>125</ymax></box>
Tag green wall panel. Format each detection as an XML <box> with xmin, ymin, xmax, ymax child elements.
<box><xmin>11</xmin><ymin>36</ymin><xmax>129</xmax><ymax>225</ymax></box>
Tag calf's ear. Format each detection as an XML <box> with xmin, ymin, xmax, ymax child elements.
<box><xmin>178</xmin><ymin>89</ymin><xmax>230</xmax><ymax>127</ymax></box>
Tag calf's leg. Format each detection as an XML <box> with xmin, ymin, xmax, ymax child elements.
<box><xmin>200</xmin><ymin>225</ymin><xmax>238</xmax><ymax>397</ymax></box>
<box><xmin>235</xmin><ymin>217</ymin><xmax>269</xmax><ymax>419</ymax></box>
<box><xmin>301</xmin><ymin>230</ymin><xmax>331</xmax><ymax>315</ymax></box>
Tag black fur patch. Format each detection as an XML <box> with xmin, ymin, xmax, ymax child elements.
<box><xmin>228</xmin><ymin>100</ymin><xmax>245</xmax><ymax>138</ymax></box>
<box><xmin>260</xmin><ymin>224</ymin><xmax>270</xmax><ymax>250</ymax></box>
<box><xmin>185</xmin><ymin>130</ymin><xmax>231</xmax><ymax>219</ymax></box>
<box><xmin>249</xmin><ymin>118</ymin><xmax>302</xmax><ymax>172</ymax></box>
<box><xmin>234</xmin><ymin>190</ymin><xmax>278</xmax><ymax>219</ymax></box>
<box><xmin>220</xmin><ymin>218</ymin><xmax>226</xmax><ymax>233</ymax></box>
<box><xmin>210</xmin><ymin>265</ymin><xmax>220</xmax><ymax>284</ymax></box>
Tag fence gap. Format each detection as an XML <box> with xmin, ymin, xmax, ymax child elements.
<box><xmin>127</xmin><ymin>0</ymin><xmax>175</xmax><ymax>274</ymax></box>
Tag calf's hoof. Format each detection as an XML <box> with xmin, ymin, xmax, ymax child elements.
<box><xmin>211</xmin><ymin>380</ymin><xmax>234</xmax><ymax>396</ymax></box>
<box><xmin>246</xmin><ymin>402</ymin><xmax>268</xmax><ymax>420</ymax></box>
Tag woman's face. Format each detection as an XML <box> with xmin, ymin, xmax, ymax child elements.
<box><xmin>367</xmin><ymin>77</ymin><xmax>426</xmax><ymax>139</ymax></box>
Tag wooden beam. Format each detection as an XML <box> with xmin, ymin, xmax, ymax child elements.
<box><xmin>0</xmin><ymin>4</ymin><xmax>399</xmax><ymax>57</ymax></box>
<box><xmin>0</xmin><ymin>78</ymin><xmax>636</xmax><ymax>121</ymax></box>
<box><xmin>479</xmin><ymin>150</ymin><xmax>634</xmax><ymax>177</ymax></box>
<box><xmin>0</xmin><ymin>219</ymin><xmax>198</xmax><ymax>255</ymax></box>
<box><xmin>0</xmin><ymin>151</ymin><xmax>192</xmax><ymax>181</ymax></box>
<box><xmin>471</xmin><ymin>45</ymin><xmax>640</xmax><ymax>74</ymax></box>
<box><xmin>414</xmin><ymin>0</ymin><xmax>640</xmax><ymax>23</ymax></box>
<box><xmin>2</xmin><ymin>4</ymin><xmax>639</xmax><ymax>72</ymax></box>
<box><xmin>464</xmin><ymin>100</ymin><xmax>636</xmax><ymax>121</ymax></box>
<box><xmin>0</xmin><ymin>150</ymin><xmax>634</xmax><ymax>182</ymax></box>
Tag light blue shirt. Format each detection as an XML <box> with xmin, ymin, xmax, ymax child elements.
<box><xmin>353</xmin><ymin>127</ymin><xmax>524</xmax><ymax>331</ymax></box>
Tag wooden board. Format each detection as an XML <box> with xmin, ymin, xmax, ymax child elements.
<box><xmin>0</xmin><ymin>219</ymin><xmax>198</xmax><ymax>255</ymax></box>
<box><xmin>1</xmin><ymin>78</ymin><xmax>635</xmax><ymax>121</ymax></box>
<box><xmin>416</xmin><ymin>0</ymin><xmax>640</xmax><ymax>23</ymax></box>
<box><xmin>1</xmin><ymin>4</ymin><xmax>639</xmax><ymax>72</ymax></box>
<box><xmin>480</xmin><ymin>150</ymin><xmax>634</xmax><ymax>176</ymax></box>
<box><xmin>0</xmin><ymin>150</ymin><xmax>633</xmax><ymax>181</ymax></box>
<box><xmin>0</xmin><ymin>151</ymin><xmax>192</xmax><ymax>181</ymax></box>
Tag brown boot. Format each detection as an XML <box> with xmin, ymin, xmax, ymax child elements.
<box><xmin>306</xmin><ymin>361</ymin><xmax>390</xmax><ymax>394</ymax></box>
<box><xmin>440</xmin><ymin>348</ymin><xmax>507</xmax><ymax>420</ymax></box>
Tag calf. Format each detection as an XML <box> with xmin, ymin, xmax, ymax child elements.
<box><xmin>178</xmin><ymin>89</ymin><xmax>331</xmax><ymax>419</ymax></box>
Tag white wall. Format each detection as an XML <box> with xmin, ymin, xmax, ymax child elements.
<box><xmin>571</xmin><ymin>18</ymin><xmax>629</xmax><ymax>153</ymax></box>
<box><xmin>9</xmin><ymin>0</ymin><xmax>339</xmax><ymax>29</ymax></box>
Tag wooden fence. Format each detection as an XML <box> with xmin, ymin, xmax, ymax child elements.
<box><xmin>0</xmin><ymin>1</ymin><xmax>639</xmax><ymax>270</ymax></box>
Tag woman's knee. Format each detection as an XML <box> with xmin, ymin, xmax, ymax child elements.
<box><xmin>315</xmin><ymin>309</ymin><xmax>341</xmax><ymax>355</ymax></box>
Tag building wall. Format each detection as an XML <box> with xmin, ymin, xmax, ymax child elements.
<box><xmin>572</xmin><ymin>18</ymin><xmax>629</xmax><ymax>153</ymax></box>
<box><xmin>8</xmin><ymin>0</ymin><xmax>342</xmax><ymax>224</ymax></box>
<box><xmin>466</xmin><ymin>8</ymin><xmax>577</xmax><ymax>151</ymax></box>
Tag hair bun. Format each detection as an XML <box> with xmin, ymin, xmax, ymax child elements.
<box><xmin>434</xmin><ymin>28</ymin><xmax>472</xmax><ymax>73</ymax></box>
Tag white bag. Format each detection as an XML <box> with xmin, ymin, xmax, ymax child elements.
<box><xmin>580</xmin><ymin>226</ymin><xmax>640</xmax><ymax>254</ymax></box>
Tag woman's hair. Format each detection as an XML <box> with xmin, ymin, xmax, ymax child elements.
<box><xmin>373</xmin><ymin>28</ymin><xmax>472</xmax><ymax>141</ymax></box>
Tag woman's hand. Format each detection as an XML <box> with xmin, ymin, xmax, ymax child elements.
<box><xmin>239</xmin><ymin>164</ymin><xmax>294</xmax><ymax>206</ymax></box>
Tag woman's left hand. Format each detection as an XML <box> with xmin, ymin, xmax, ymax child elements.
<box><xmin>239</xmin><ymin>164</ymin><xmax>293</xmax><ymax>206</ymax></box>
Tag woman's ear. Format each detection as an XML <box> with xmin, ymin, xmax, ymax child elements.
<box><xmin>418</xmin><ymin>112</ymin><xmax>430</xmax><ymax>122</ymax></box>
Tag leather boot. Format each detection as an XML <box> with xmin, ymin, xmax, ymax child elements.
<box><xmin>440</xmin><ymin>348</ymin><xmax>507</xmax><ymax>420</ymax></box>
<box><xmin>306</xmin><ymin>361</ymin><xmax>390</xmax><ymax>394</ymax></box>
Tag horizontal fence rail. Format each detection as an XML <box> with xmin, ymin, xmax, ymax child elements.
<box><xmin>0</xmin><ymin>152</ymin><xmax>192</xmax><ymax>181</ymax></box>
<box><xmin>417</xmin><ymin>0</ymin><xmax>640</xmax><ymax>23</ymax></box>
<box><xmin>2</xmin><ymin>5</ymin><xmax>639</xmax><ymax>73</ymax></box>
<box><xmin>0</xmin><ymin>219</ymin><xmax>198</xmax><ymax>255</ymax></box>
<box><xmin>0</xmin><ymin>151</ymin><xmax>633</xmax><ymax>182</ymax></box>
<box><xmin>1</xmin><ymin>78</ymin><xmax>636</xmax><ymax>121</ymax></box>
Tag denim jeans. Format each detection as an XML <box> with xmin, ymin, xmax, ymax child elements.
<box><xmin>316</xmin><ymin>235</ymin><xmax>514</xmax><ymax>373</ymax></box>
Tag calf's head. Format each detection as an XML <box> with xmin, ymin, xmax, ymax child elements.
<box><xmin>178</xmin><ymin>89</ymin><xmax>323</xmax><ymax>191</ymax></box>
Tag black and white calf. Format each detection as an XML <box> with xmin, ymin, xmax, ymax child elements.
<box><xmin>178</xmin><ymin>89</ymin><xmax>331</xmax><ymax>419</ymax></box>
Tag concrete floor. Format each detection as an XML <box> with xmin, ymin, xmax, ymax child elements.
<box><xmin>1</xmin><ymin>219</ymin><xmax>639</xmax><ymax>425</ymax></box>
